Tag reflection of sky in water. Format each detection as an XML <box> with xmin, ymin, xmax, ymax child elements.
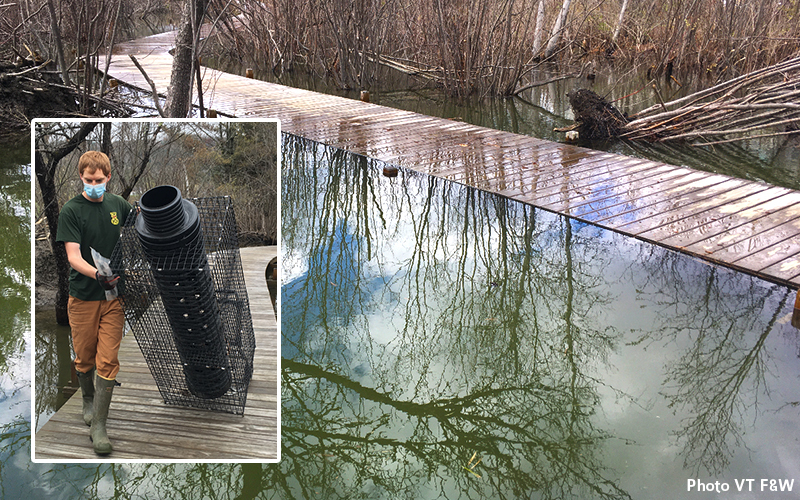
<box><xmin>281</xmin><ymin>136</ymin><xmax>800</xmax><ymax>499</ymax></box>
<box><xmin>2</xmin><ymin>267</ymin><xmax>27</xmax><ymax>290</ymax></box>
<box><xmin>0</xmin><ymin>339</ymin><xmax>51</xmax><ymax>498</ymax></box>
<box><xmin>0</xmin><ymin>335</ymin><xmax>30</xmax><ymax>406</ymax></box>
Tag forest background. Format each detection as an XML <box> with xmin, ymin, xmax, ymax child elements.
<box><xmin>3</xmin><ymin>0</ymin><xmax>799</xmax><ymax>110</ymax></box>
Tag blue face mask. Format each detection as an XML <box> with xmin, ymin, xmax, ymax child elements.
<box><xmin>84</xmin><ymin>182</ymin><xmax>106</xmax><ymax>199</ymax></box>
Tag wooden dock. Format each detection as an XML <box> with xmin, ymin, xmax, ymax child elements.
<box><xmin>33</xmin><ymin>246</ymin><xmax>279</xmax><ymax>462</ymax></box>
<box><xmin>104</xmin><ymin>30</ymin><xmax>800</xmax><ymax>288</ymax></box>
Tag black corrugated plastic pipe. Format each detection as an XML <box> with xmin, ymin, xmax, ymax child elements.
<box><xmin>136</xmin><ymin>185</ymin><xmax>232</xmax><ymax>399</ymax></box>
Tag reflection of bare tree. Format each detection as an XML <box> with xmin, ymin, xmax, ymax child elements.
<box><xmin>0</xmin><ymin>418</ymin><xmax>31</xmax><ymax>497</ymax></box>
<box><xmin>35</xmin><ymin>462</ymin><xmax>267</xmax><ymax>499</ymax></box>
<box><xmin>16</xmin><ymin>144</ymin><xmax>800</xmax><ymax>499</ymax></box>
<box><xmin>277</xmin><ymin>357</ymin><xmax>629</xmax><ymax>500</ymax></box>
<box><xmin>665</xmin><ymin>288</ymin><xmax>792</xmax><ymax>475</ymax></box>
<box><xmin>0</xmin><ymin>155</ymin><xmax>30</xmax><ymax>307</ymax></box>
<box><xmin>34</xmin><ymin>314</ymin><xmax>74</xmax><ymax>428</ymax></box>
<box><xmin>280</xmin><ymin>135</ymin><xmax>631</xmax><ymax>498</ymax></box>
<box><xmin>632</xmin><ymin>249</ymin><xmax>799</xmax><ymax>475</ymax></box>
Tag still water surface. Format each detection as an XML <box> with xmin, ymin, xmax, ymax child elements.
<box><xmin>279</xmin><ymin>136</ymin><xmax>800</xmax><ymax>498</ymax></box>
<box><xmin>0</xmin><ymin>136</ymin><xmax>35</xmax><ymax>495</ymax></box>
<box><xmin>15</xmin><ymin>134</ymin><xmax>800</xmax><ymax>498</ymax></box>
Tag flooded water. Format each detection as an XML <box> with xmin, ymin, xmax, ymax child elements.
<box><xmin>10</xmin><ymin>132</ymin><xmax>800</xmax><ymax>498</ymax></box>
<box><xmin>0</xmin><ymin>136</ymin><xmax>36</xmax><ymax>495</ymax></box>
<box><xmin>279</xmin><ymin>136</ymin><xmax>800</xmax><ymax>498</ymax></box>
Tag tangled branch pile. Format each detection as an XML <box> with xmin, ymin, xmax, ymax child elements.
<box><xmin>567</xmin><ymin>89</ymin><xmax>628</xmax><ymax>140</ymax></box>
<box><xmin>621</xmin><ymin>55</ymin><xmax>800</xmax><ymax>144</ymax></box>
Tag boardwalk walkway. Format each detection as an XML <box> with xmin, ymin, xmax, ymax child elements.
<box><xmin>33</xmin><ymin>246</ymin><xmax>279</xmax><ymax>462</ymax></box>
<box><xmin>105</xmin><ymin>30</ymin><xmax>800</xmax><ymax>289</ymax></box>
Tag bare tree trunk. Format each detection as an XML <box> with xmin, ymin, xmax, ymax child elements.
<box><xmin>612</xmin><ymin>0</ymin><xmax>630</xmax><ymax>43</ymax></box>
<box><xmin>544</xmin><ymin>0</ymin><xmax>572</xmax><ymax>59</ymax></box>
<box><xmin>531</xmin><ymin>0</ymin><xmax>545</xmax><ymax>59</ymax></box>
<box><xmin>165</xmin><ymin>0</ymin><xmax>207</xmax><ymax>117</ymax></box>
<box><xmin>101</xmin><ymin>121</ymin><xmax>113</xmax><ymax>156</ymax></box>
<box><xmin>99</xmin><ymin>0</ymin><xmax>124</xmax><ymax>101</ymax></box>
<box><xmin>44</xmin><ymin>0</ymin><xmax>71</xmax><ymax>85</ymax></box>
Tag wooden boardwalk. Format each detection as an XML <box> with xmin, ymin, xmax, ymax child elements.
<box><xmin>104</xmin><ymin>30</ymin><xmax>800</xmax><ymax>289</ymax></box>
<box><xmin>33</xmin><ymin>246</ymin><xmax>279</xmax><ymax>462</ymax></box>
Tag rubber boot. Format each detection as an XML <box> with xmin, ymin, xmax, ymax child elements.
<box><xmin>76</xmin><ymin>368</ymin><xmax>95</xmax><ymax>426</ymax></box>
<box><xmin>90</xmin><ymin>375</ymin><xmax>115</xmax><ymax>455</ymax></box>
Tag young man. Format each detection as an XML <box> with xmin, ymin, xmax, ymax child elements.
<box><xmin>55</xmin><ymin>150</ymin><xmax>132</xmax><ymax>455</ymax></box>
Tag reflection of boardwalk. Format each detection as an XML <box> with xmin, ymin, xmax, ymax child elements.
<box><xmin>107</xmin><ymin>30</ymin><xmax>799</xmax><ymax>288</ymax></box>
<box><xmin>33</xmin><ymin>246</ymin><xmax>278</xmax><ymax>461</ymax></box>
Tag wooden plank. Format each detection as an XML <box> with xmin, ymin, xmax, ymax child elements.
<box><xmin>563</xmin><ymin>168</ymin><xmax>699</xmax><ymax>221</ymax></box>
<box><xmin>638</xmin><ymin>186</ymin><xmax>791</xmax><ymax>244</ymax></box>
<box><xmin>683</xmin><ymin>196</ymin><xmax>800</xmax><ymax>255</ymax></box>
<box><xmin>491</xmin><ymin>153</ymin><xmax>621</xmax><ymax>198</ymax></box>
<box><xmin>720</xmin><ymin>218</ymin><xmax>800</xmax><ymax>267</ymax></box>
<box><xmin>434</xmin><ymin>141</ymin><xmax>596</xmax><ymax>180</ymax></box>
<box><xmin>633</xmin><ymin>183</ymin><xmax>776</xmax><ymax>240</ymax></box>
<box><xmin>333</xmin><ymin>122</ymin><xmax>485</xmax><ymax>157</ymax></box>
<box><xmin>527</xmin><ymin>159</ymin><xmax>661</xmax><ymax>212</ymax></box>
<box><xmin>607</xmin><ymin>178</ymin><xmax>750</xmax><ymax>234</ymax></box>
<box><xmin>592</xmin><ymin>171</ymin><xmax>725</xmax><ymax>226</ymax></box>
<box><xmin>658</xmin><ymin>190</ymin><xmax>799</xmax><ymax>249</ymax></box>
<box><xmin>760</xmin><ymin>260</ymin><xmax>800</xmax><ymax>287</ymax></box>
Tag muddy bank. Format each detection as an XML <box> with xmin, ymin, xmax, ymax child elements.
<box><xmin>0</xmin><ymin>60</ymin><xmax>80</xmax><ymax>137</ymax></box>
<box><xmin>35</xmin><ymin>239</ymin><xmax>59</xmax><ymax>307</ymax></box>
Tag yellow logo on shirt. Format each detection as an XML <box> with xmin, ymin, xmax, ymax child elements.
<box><xmin>110</xmin><ymin>211</ymin><xmax>119</xmax><ymax>225</ymax></box>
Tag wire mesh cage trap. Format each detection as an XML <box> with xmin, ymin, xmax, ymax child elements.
<box><xmin>110</xmin><ymin>186</ymin><xmax>255</xmax><ymax>415</ymax></box>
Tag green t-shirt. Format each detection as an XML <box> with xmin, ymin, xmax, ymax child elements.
<box><xmin>56</xmin><ymin>192</ymin><xmax>133</xmax><ymax>301</ymax></box>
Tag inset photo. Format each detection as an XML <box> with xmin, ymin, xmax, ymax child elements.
<box><xmin>32</xmin><ymin>119</ymin><xmax>279</xmax><ymax>463</ymax></box>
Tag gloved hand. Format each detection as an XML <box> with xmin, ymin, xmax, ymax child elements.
<box><xmin>96</xmin><ymin>271</ymin><xmax>120</xmax><ymax>290</ymax></box>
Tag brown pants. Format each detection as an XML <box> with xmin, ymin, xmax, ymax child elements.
<box><xmin>68</xmin><ymin>296</ymin><xmax>124</xmax><ymax>380</ymax></box>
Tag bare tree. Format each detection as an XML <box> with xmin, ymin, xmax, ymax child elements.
<box><xmin>544</xmin><ymin>0</ymin><xmax>573</xmax><ymax>59</ymax></box>
<box><xmin>165</xmin><ymin>0</ymin><xmax>208</xmax><ymax>117</ymax></box>
<box><xmin>611</xmin><ymin>0</ymin><xmax>630</xmax><ymax>44</ymax></box>
<box><xmin>44</xmin><ymin>0</ymin><xmax>71</xmax><ymax>85</ymax></box>
<box><xmin>113</xmin><ymin>122</ymin><xmax>167</xmax><ymax>200</ymax></box>
<box><xmin>531</xmin><ymin>0</ymin><xmax>546</xmax><ymax>59</ymax></box>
